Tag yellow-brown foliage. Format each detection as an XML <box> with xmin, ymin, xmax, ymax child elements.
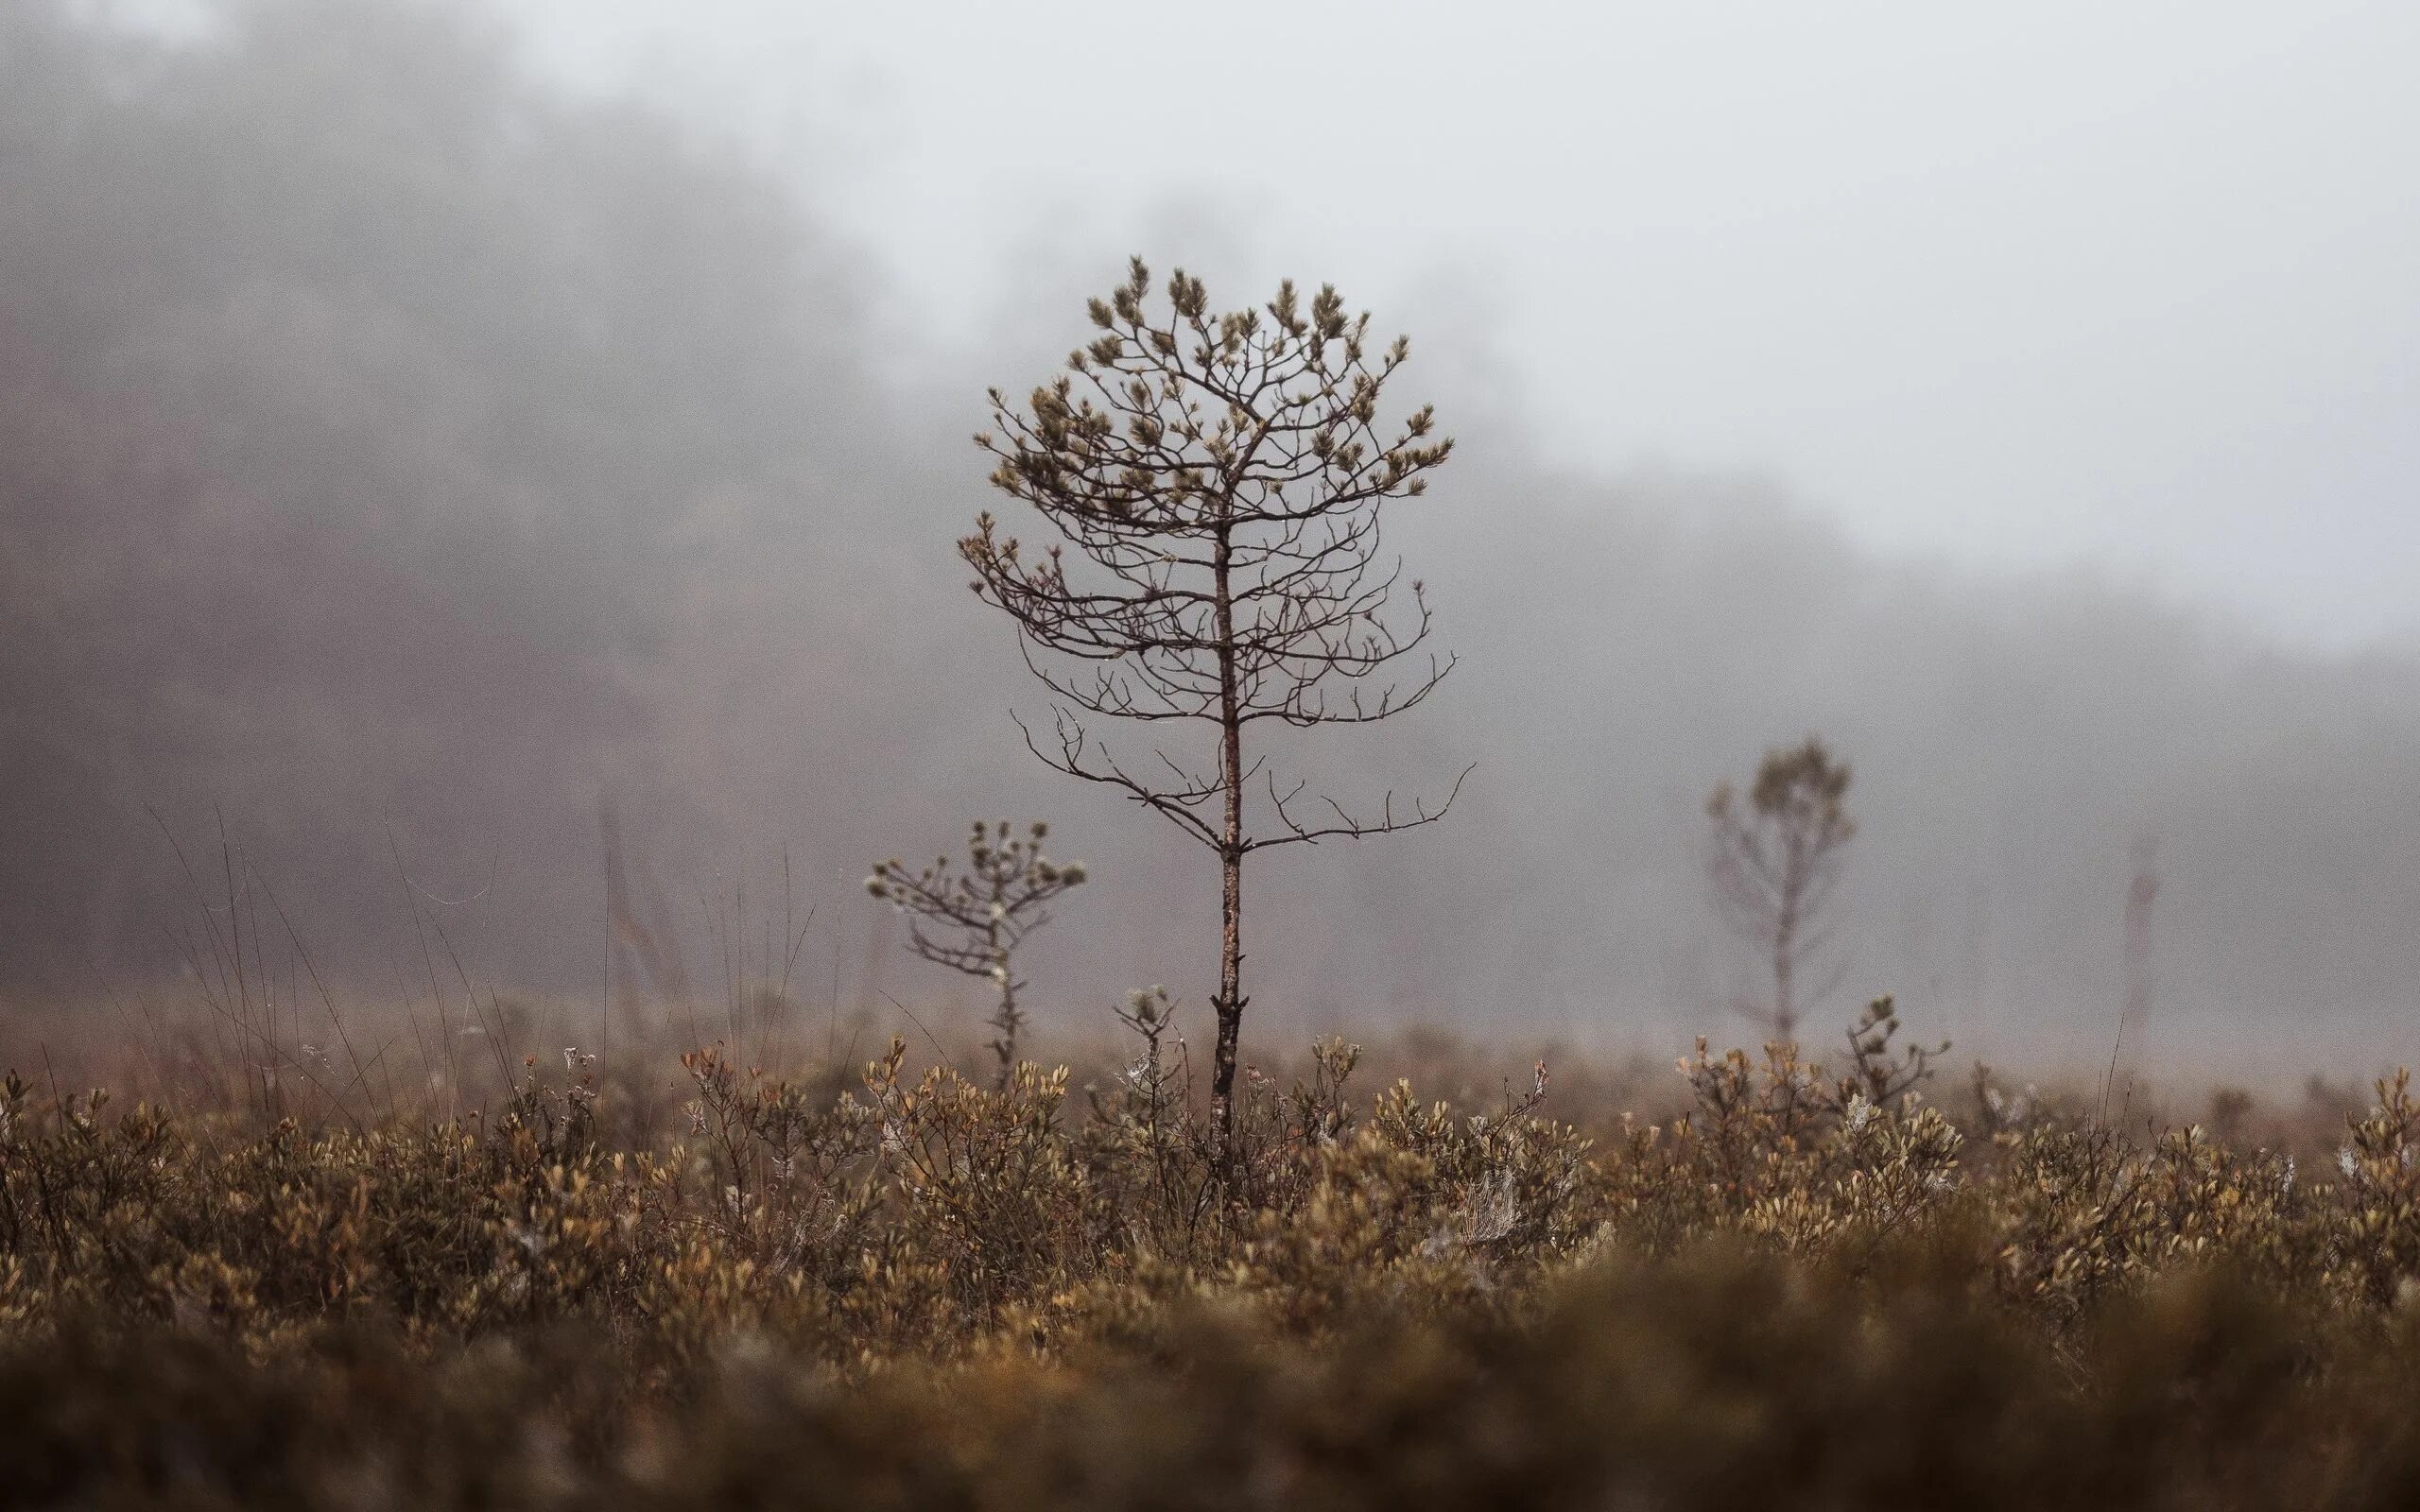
<box><xmin>7</xmin><ymin>1025</ymin><xmax>2420</xmax><ymax>1507</ymax></box>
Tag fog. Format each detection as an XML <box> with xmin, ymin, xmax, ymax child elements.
<box><xmin>494</xmin><ymin>0</ymin><xmax>2420</xmax><ymax>655</ymax></box>
<box><xmin>4</xmin><ymin>0</ymin><xmax>2416</xmax><ymax>1077</ymax></box>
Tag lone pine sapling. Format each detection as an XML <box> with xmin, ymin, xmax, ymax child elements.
<box><xmin>961</xmin><ymin>258</ymin><xmax>1467</xmax><ymax>1162</ymax></box>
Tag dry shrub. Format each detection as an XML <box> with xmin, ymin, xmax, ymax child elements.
<box><xmin>8</xmin><ymin>1011</ymin><xmax>2420</xmax><ymax>1507</ymax></box>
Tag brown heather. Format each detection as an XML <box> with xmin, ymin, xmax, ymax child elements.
<box><xmin>6</xmin><ymin>1008</ymin><xmax>2420</xmax><ymax>1508</ymax></box>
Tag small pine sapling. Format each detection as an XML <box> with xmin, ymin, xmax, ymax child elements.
<box><xmin>865</xmin><ymin>821</ymin><xmax>1087</xmax><ymax>1086</ymax></box>
<box><xmin>961</xmin><ymin>257</ymin><xmax>1468</xmax><ymax>1163</ymax></box>
<box><xmin>1841</xmin><ymin>994</ymin><xmax>1949</xmax><ymax>1109</ymax></box>
<box><xmin>1706</xmin><ymin>736</ymin><xmax>1858</xmax><ymax>1040</ymax></box>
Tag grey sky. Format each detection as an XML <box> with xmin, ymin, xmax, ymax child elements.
<box><xmin>489</xmin><ymin>0</ymin><xmax>2420</xmax><ymax>653</ymax></box>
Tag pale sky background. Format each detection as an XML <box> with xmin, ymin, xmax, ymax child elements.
<box><xmin>120</xmin><ymin>0</ymin><xmax>2419</xmax><ymax>648</ymax></box>
<box><xmin>485</xmin><ymin>0</ymin><xmax>2420</xmax><ymax>657</ymax></box>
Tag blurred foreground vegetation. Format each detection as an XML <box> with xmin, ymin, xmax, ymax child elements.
<box><xmin>8</xmin><ymin>1006</ymin><xmax>2420</xmax><ymax>1509</ymax></box>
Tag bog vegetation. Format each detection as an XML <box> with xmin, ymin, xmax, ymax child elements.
<box><xmin>9</xmin><ymin>994</ymin><xmax>2420</xmax><ymax>1508</ymax></box>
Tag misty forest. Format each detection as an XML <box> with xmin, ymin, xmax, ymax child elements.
<box><xmin>7</xmin><ymin>3</ymin><xmax>2420</xmax><ymax>1508</ymax></box>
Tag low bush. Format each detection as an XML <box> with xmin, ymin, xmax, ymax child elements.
<box><xmin>4</xmin><ymin>1005</ymin><xmax>2419</xmax><ymax>1507</ymax></box>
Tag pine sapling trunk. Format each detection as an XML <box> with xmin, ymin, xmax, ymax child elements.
<box><xmin>1772</xmin><ymin>831</ymin><xmax>1806</xmax><ymax>1040</ymax></box>
<box><xmin>1211</xmin><ymin>522</ymin><xmax>1246</xmax><ymax>1168</ymax></box>
<box><xmin>1772</xmin><ymin>932</ymin><xmax>1795</xmax><ymax>1040</ymax></box>
<box><xmin>988</xmin><ymin>917</ymin><xmax>1022</xmax><ymax>1091</ymax></box>
<box><xmin>1213</xmin><ymin>832</ymin><xmax>1243</xmax><ymax>1165</ymax></box>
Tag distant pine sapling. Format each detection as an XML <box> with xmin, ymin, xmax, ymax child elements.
<box><xmin>1706</xmin><ymin>736</ymin><xmax>1857</xmax><ymax>1040</ymax></box>
<box><xmin>865</xmin><ymin>821</ymin><xmax>1086</xmax><ymax>1086</ymax></box>
<box><xmin>960</xmin><ymin>257</ymin><xmax>1468</xmax><ymax>1165</ymax></box>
